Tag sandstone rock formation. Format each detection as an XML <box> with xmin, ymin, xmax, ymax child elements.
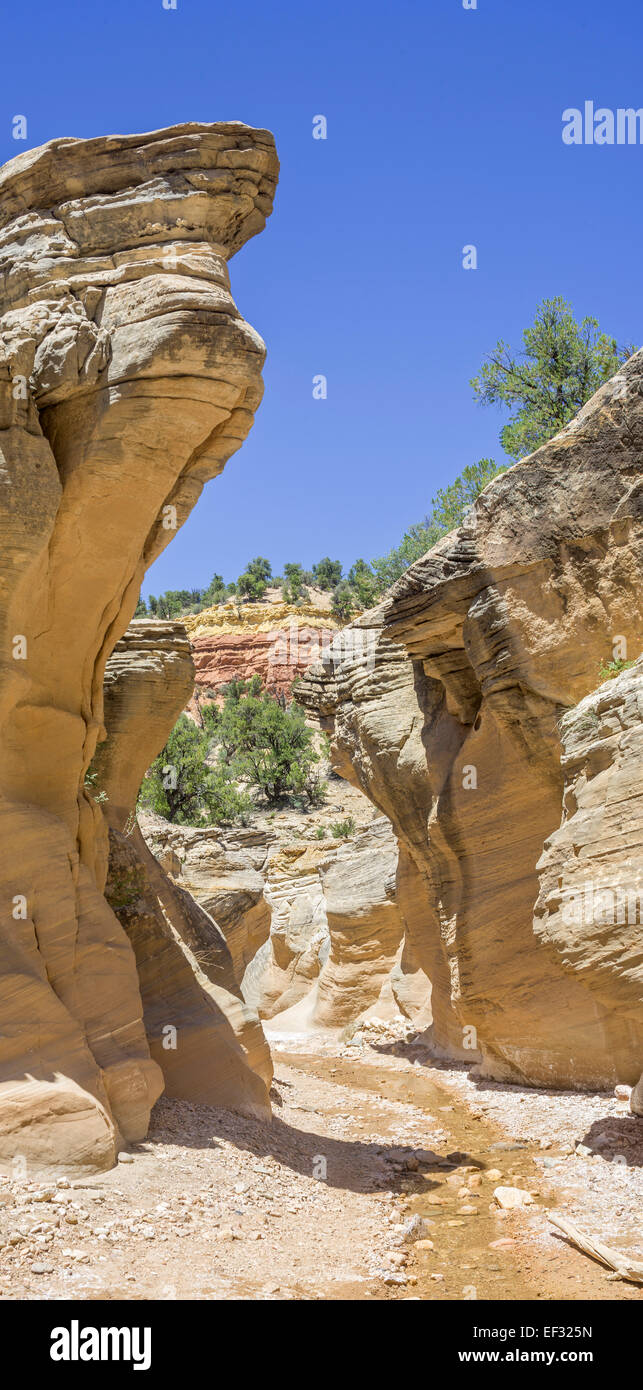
<box><xmin>299</xmin><ymin>359</ymin><xmax>643</xmax><ymax>1087</ymax></box>
<box><xmin>243</xmin><ymin>841</ymin><xmax>332</xmax><ymax>1019</ymax></box>
<box><xmin>98</xmin><ymin>622</ymin><xmax>272</xmax><ymax>1111</ymax></box>
<box><xmin>534</xmin><ymin>656</ymin><xmax>643</xmax><ymax>1073</ymax></box>
<box><xmin>141</xmin><ymin>795</ymin><xmax>433</xmax><ymax>1037</ymax></box>
<box><xmin>142</xmin><ymin>815</ymin><xmax>272</xmax><ymax>983</ymax></box>
<box><xmin>0</xmin><ymin>122</ymin><xmax>278</xmax><ymax>1169</ymax></box>
<box><xmin>92</xmin><ymin>619</ymin><xmax>194</xmax><ymax>830</ymax></box>
<box><xmin>183</xmin><ymin>594</ymin><xmax>340</xmax><ymax>713</ymax></box>
<box><xmin>305</xmin><ymin>818</ymin><xmax>416</xmax><ymax>1031</ymax></box>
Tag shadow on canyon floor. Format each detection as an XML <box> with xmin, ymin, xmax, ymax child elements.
<box><xmin>139</xmin><ymin>1085</ymin><xmax>471</xmax><ymax>1195</ymax></box>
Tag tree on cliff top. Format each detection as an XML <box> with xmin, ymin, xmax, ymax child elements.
<box><xmin>312</xmin><ymin>557</ymin><xmax>343</xmax><ymax>591</ymax></box>
<box><xmin>237</xmin><ymin>556</ymin><xmax>272</xmax><ymax>601</ymax></box>
<box><xmin>371</xmin><ymin>457</ymin><xmax>505</xmax><ymax>592</ymax></box>
<box><xmin>471</xmin><ymin>296</ymin><xmax>636</xmax><ymax>461</ymax></box>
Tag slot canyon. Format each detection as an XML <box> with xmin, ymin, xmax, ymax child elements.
<box><xmin>0</xmin><ymin>122</ymin><xmax>641</xmax><ymax>1303</ymax></box>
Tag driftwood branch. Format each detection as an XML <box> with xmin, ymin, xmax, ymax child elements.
<box><xmin>550</xmin><ymin>1214</ymin><xmax>643</xmax><ymax>1285</ymax></box>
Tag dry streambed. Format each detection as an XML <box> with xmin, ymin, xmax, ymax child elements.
<box><xmin>0</xmin><ymin>1031</ymin><xmax>641</xmax><ymax>1302</ymax></box>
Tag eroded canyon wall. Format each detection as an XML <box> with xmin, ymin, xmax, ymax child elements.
<box><xmin>0</xmin><ymin>123</ymin><xmax>278</xmax><ymax>1168</ymax></box>
<box><xmin>299</xmin><ymin>359</ymin><xmax>643</xmax><ymax>1088</ymax></box>
<box><xmin>97</xmin><ymin>620</ymin><xmax>272</xmax><ymax>1115</ymax></box>
<box><xmin>184</xmin><ymin>597</ymin><xmax>341</xmax><ymax>710</ymax></box>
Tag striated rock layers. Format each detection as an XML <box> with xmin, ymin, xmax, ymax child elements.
<box><xmin>0</xmin><ymin>122</ymin><xmax>278</xmax><ymax>1168</ymax></box>
<box><xmin>299</xmin><ymin>358</ymin><xmax>643</xmax><ymax>1088</ymax></box>
<box><xmin>534</xmin><ymin>657</ymin><xmax>643</xmax><ymax>1071</ymax></box>
<box><xmin>183</xmin><ymin>596</ymin><xmax>340</xmax><ymax>711</ymax></box>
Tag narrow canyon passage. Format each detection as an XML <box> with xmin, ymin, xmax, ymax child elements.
<box><xmin>1</xmin><ymin>1030</ymin><xmax>641</xmax><ymax>1302</ymax></box>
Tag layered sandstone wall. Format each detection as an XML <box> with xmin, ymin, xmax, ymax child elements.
<box><xmin>0</xmin><ymin>122</ymin><xmax>278</xmax><ymax>1168</ymax></box>
<box><xmin>299</xmin><ymin>358</ymin><xmax>643</xmax><ymax>1088</ymax></box>
<box><xmin>183</xmin><ymin>595</ymin><xmax>341</xmax><ymax>710</ymax></box>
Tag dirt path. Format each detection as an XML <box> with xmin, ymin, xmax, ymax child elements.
<box><xmin>1</xmin><ymin>1035</ymin><xmax>642</xmax><ymax>1301</ymax></box>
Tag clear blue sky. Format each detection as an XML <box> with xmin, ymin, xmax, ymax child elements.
<box><xmin>2</xmin><ymin>0</ymin><xmax>642</xmax><ymax>596</ymax></box>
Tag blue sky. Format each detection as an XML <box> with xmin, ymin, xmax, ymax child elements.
<box><xmin>2</xmin><ymin>0</ymin><xmax>642</xmax><ymax>596</ymax></box>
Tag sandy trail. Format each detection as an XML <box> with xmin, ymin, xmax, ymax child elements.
<box><xmin>1</xmin><ymin>1032</ymin><xmax>642</xmax><ymax>1302</ymax></box>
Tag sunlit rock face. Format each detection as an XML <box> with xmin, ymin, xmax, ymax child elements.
<box><xmin>299</xmin><ymin>358</ymin><xmax>643</xmax><ymax>1089</ymax></box>
<box><xmin>0</xmin><ymin>123</ymin><xmax>278</xmax><ymax>1169</ymax></box>
<box><xmin>97</xmin><ymin>620</ymin><xmax>273</xmax><ymax>1117</ymax></box>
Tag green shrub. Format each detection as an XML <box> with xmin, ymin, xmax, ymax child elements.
<box><xmin>331</xmin><ymin>816</ymin><xmax>356</xmax><ymax>839</ymax></box>
<box><xmin>138</xmin><ymin>715</ymin><xmax>252</xmax><ymax>826</ymax></box>
<box><xmin>598</xmin><ymin>657</ymin><xmax>635</xmax><ymax>682</ymax></box>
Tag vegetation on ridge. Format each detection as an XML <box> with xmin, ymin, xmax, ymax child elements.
<box><xmin>138</xmin><ymin>298</ymin><xmax>635</xmax><ymax>624</ymax></box>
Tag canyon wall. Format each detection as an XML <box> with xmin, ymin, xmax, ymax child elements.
<box><xmin>299</xmin><ymin>359</ymin><xmax>643</xmax><ymax>1088</ymax></box>
<box><xmin>98</xmin><ymin>621</ymin><xmax>272</xmax><ymax>1114</ymax></box>
<box><xmin>183</xmin><ymin>596</ymin><xmax>340</xmax><ymax>713</ymax></box>
<box><xmin>0</xmin><ymin>122</ymin><xmax>278</xmax><ymax>1169</ymax></box>
<box><xmin>143</xmin><ymin>807</ymin><xmax>433</xmax><ymax>1037</ymax></box>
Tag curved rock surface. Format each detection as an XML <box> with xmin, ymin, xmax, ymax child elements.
<box><xmin>0</xmin><ymin>122</ymin><xmax>278</xmax><ymax>1168</ymax></box>
<box><xmin>534</xmin><ymin>657</ymin><xmax>643</xmax><ymax>1061</ymax></box>
<box><xmin>142</xmin><ymin>801</ymin><xmax>432</xmax><ymax>1037</ymax></box>
<box><xmin>98</xmin><ymin>623</ymin><xmax>272</xmax><ymax>1110</ymax></box>
<box><xmin>299</xmin><ymin>358</ymin><xmax>643</xmax><ymax>1087</ymax></box>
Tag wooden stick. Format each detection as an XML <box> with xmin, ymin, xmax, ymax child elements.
<box><xmin>550</xmin><ymin>1214</ymin><xmax>643</xmax><ymax>1285</ymax></box>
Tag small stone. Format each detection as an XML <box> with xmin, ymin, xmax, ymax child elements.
<box><xmin>117</xmin><ymin>1152</ymin><xmax>134</xmax><ymax>1164</ymax></box>
<box><xmin>458</xmin><ymin>1205</ymin><xmax>479</xmax><ymax>1216</ymax></box>
<box><xmin>383</xmin><ymin>1251</ymin><xmax>407</xmax><ymax>1267</ymax></box>
<box><xmin>430</xmin><ymin>1273</ymin><xmax>444</xmax><ymax>1281</ymax></box>
<box><xmin>489</xmin><ymin>1238</ymin><xmax>515</xmax><ymax>1249</ymax></box>
<box><xmin>402</xmin><ymin>1213</ymin><xmax>430</xmax><ymax>1244</ymax></box>
<box><xmin>31</xmin><ymin>1262</ymin><xmax>53</xmax><ymax>1275</ymax></box>
<box><xmin>575</xmin><ymin>1144</ymin><xmax>591</xmax><ymax>1158</ymax></box>
<box><xmin>486</xmin><ymin>1169</ymin><xmax>503</xmax><ymax>1181</ymax></box>
<box><xmin>493</xmin><ymin>1186</ymin><xmax>534</xmax><ymax>1210</ymax></box>
<box><xmin>414</xmin><ymin>1239</ymin><xmax>434</xmax><ymax>1251</ymax></box>
<box><xmin>614</xmin><ymin>1085</ymin><xmax>632</xmax><ymax>1100</ymax></box>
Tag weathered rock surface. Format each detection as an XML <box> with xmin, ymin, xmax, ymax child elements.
<box><xmin>0</xmin><ymin>122</ymin><xmax>278</xmax><ymax>1168</ymax></box>
<box><xmin>534</xmin><ymin>657</ymin><xmax>643</xmax><ymax>1072</ymax></box>
<box><xmin>243</xmin><ymin>842</ymin><xmax>332</xmax><ymax>1019</ymax></box>
<box><xmin>98</xmin><ymin>624</ymin><xmax>272</xmax><ymax>1109</ymax></box>
<box><xmin>299</xmin><ymin>358</ymin><xmax>643</xmax><ymax>1087</ymax></box>
<box><xmin>92</xmin><ymin>619</ymin><xmax>194</xmax><ymax>830</ymax></box>
<box><xmin>141</xmin><ymin>816</ymin><xmax>272</xmax><ymax>984</ymax></box>
<box><xmin>308</xmin><ymin>819</ymin><xmax>414</xmax><ymax>1030</ymax></box>
<box><xmin>142</xmin><ymin>794</ymin><xmax>432</xmax><ymax>1037</ymax></box>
